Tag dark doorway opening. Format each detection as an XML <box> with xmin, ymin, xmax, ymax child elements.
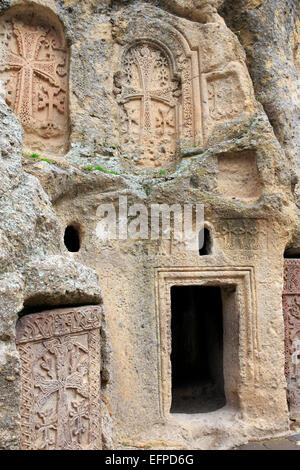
<box><xmin>170</xmin><ymin>285</ymin><xmax>226</xmax><ymax>413</ymax></box>
<box><xmin>284</xmin><ymin>250</ymin><xmax>300</xmax><ymax>259</ymax></box>
<box><xmin>199</xmin><ymin>228</ymin><xmax>211</xmax><ymax>256</ymax></box>
<box><xmin>64</xmin><ymin>225</ymin><xmax>80</xmax><ymax>252</ymax></box>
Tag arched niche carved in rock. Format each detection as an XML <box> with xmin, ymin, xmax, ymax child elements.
<box><xmin>116</xmin><ymin>40</ymin><xmax>182</xmax><ymax>168</ymax></box>
<box><xmin>0</xmin><ymin>8</ymin><xmax>69</xmax><ymax>156</ymax></box>
<box><xmin>115</xmin><ymin>15</ymin><xmax>255</xmax><ymax>168</ymax></box>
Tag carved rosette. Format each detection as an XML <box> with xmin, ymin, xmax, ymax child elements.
<box><xmin>0</xmin><ymin>14</ymin><xmax>68</xmax><ymax>154</ymax></box>
<box><xmin>117</xmin><ymin>40</ymin><xmax>181</xmax><ymax>167</ymax></box>
<box><xmin>283</xmin><ymin>260</ymin><xmax>300</xmax><ymax>420</ymax></box>
<box><xmin>16</xmin><ymin>306</ymin><xmax>102</xmax><ymax>450</ymax></box>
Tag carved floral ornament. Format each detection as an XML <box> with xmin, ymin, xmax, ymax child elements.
<box><xmin>283</xmin><ymin>260</ymin><xmax>300</xmax><ymax>420</ymax></box>
<box><xmin>216</xmin><ymin>219</ymin><xmax>268</xmax><ymax>251</ymax></box>
<box><xmin>114</xmin><ymin>19</ymin><xmax>253</xmax><ymax>168</ymax></box>
<box><xmin>16</xmin><ymin>307</ymin><xmax>102</xmax><ymax>450</ymax></box>
<box><xmin>0</xmin><ymin>13</ymin><xmax>68</xmax><ymax>154</ymax></box>
<box><xmin>115</xmin><ymin>40</ymin><xmax>182</xmax><ymax>167</ymax></box>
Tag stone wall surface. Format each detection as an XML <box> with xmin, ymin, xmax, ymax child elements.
<box><xmin>0</xmin><ymin>80</ymin><xmax>102</xmax><ymax>448</ymax></box>
<box><xmin>219</xmin><ymin>0</ymin><xmax>300</xmax><ymax>251</ymax></box>
<box><xmin>0</xmin><ymin>0</ymin><xmax>299</xmax><ymax>450</ymax></box>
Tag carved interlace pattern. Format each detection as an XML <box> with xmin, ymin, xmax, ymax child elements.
<box><xmin>216</xmin><ymin>219</ymin><xmax>267</xmax><ymax>251</ymax></box>
<box><xmin>283</xmin><ymin>260</ymin><xmax>300</xmax><ymax>419</ymax></box>
<box><xmin>119</xmin><ymin>41</ymin><xmax>180</xmax><ymax>167</ymax></box>
<box><xmin>16</xmin><ymin>307</ymin><xmax>102</xmax><ymax>450</ymax></box>
<box><xmin>0</xmin><ymin>17</ymin><xmax>68</xmax><ymax>140</ymax></box>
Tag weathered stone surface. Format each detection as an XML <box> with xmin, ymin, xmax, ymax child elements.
<box><xmin>220</xmin><ymin>0</ymin><xmax>300</xmax><ymax>166</ymax></box>
<box><xmin>0</xmin><ymin>0</ymin><xmax>299</xmax><ymax>452</ymax></box>
<box><xmin>0</xmin><ymin>7</ymin><xmax>69</xmax><ymax>156</ymax></box>
<box><xmin>163</xmin><ymin>0</ymin><xmax>225</xmax><ymax>24</ymax></box>
<box><xmin>0</xmin><ymin>85</ymin><xmax>102</xmax><ymax>449</ymax></box>
<box><xmin>217</xmin><ymin>150</ymin><xmax>262</xmax><ymax>202</ymax></box>
<box><xmin>219</xmin><ymin>0</ymin><xmax>300</xmax><ymax>251</ymax></box>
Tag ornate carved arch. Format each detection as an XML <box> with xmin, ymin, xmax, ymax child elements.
<box><xmin>115</xmin><ymin>38</ymin><xmax>183</xmax><ymax>167</ymax></box>
<box><xmin>115</xmin><ymin>15</ymin><xmax>254</xmax><ymax>167</ymax></box>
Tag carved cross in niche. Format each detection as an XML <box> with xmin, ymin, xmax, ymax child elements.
<box><xmin>0</xmin><ymin>21</ymin><xmax>58</xmax><ymax>126</ymax></box>
<box><xmin>35</xmin><ymin>337</ymin><xmax>89</xmax><ymax>449</ymax></box>
<box><xmin>121</xmin><ymin>42</ymin><xmax>178</xmax><ymax>163</ymax></box>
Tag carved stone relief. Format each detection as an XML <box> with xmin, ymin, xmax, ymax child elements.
<box><xmin>16</xmin><ymin>306</ymin><xmax>102</xmax><ymax>450</ymax></box>
<box><xmin>113</xmin><ymin>21</ymin><xmax>201</xmax><ymax>168</ymax></box>
<box><xmin>0</xmin><ymin>13</ymin><xmax>69</xmax><ymax>155</ymax></box>
<box><xmin>114</xmin><ymin>14</ymin><xmax>255</xmax><ymax>167</ymax></box>
<box><xmin>115</xmin><ymin>40</ymin><xmax>181</xmax><ymax>167</ymax></box>
<box><xmin>202</xmin><ymin>62</ymin><xmax>253</xmax><ymax>141</ymax></box>
<box><xmin>283</xmin><ymin>259</ymin><xmax>300</xmax><ymax>420</ymax></box>
<box><xmin>206</xmin><ymin>70</ymin><xmax>244</xmax><ymax>122</ymax></box>
<box><xmin>216</xmin><ymin>219</ymin><xmax>267</xmax><ymax>251</ymax></box>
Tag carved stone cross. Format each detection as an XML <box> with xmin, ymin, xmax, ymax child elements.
<box><xmin>34</xmin><ymin>409</ymin><xmax>57</xmax><ymax>450</ymax></box>
<box><xmin>16</xmin><ymin>306</ymin><xmax>102</xmax><ymax>450</ymax></box>
<box><xmin>38</xmin><ymin>85</ymin><xmax>65</xmax><ymax>122</ymax></box>
<box><xmin>0</xmin><ymin>21</ymin><xmax>58</xmax><ymax>125</ymax></box>
<box><xmin>35</xmin><ymin>337</ymin><xmax>89</xmax><ymax>449</ymax></box>
<box><xmin>122</xmin><ymin>43</ymin><xmax>175</xmax><ymax>138</ymax></box>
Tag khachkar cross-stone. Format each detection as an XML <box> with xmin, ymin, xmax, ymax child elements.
<box><xmin>35</xmin><ymin>336</ymin><xmax>89</xmax><ymax>449</ymax></box>
<box><xmin>283</xmin><ymin>259</ymin><xmax>300</xmax><ymax>420</ymax></box>
<box><xmin>120</xmin><ymin>41</ymin><xmax>179</xmax><ymax>166</ymax></box>
<box><xmin>2</xmin><ymin>21</ymin><xmax>57</xmax><ymax>126</ymax></box>
<box><xmin>16</xmin><ymin>306</ymin><xmax>102</xmax><ymax>450</ymax></box>
<box><xmin>0</xmin><ymin>18</ymin><xmax>67</xmax><ymax>144</ymax></box>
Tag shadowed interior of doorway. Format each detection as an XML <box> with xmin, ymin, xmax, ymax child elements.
<box><xmin>170</xmin><ymin>285</ymin><xmax>226</xmax><ymax>413</ymax></box>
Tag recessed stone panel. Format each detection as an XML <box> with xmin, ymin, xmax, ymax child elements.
<box><xmin>215</xmin><ymin>218</ymin><xmax>267</xmax><ymax>251</ymax></box>
<box><xmin>115</xmin><ymin>39</ymin><xmax>183</xmax><ymax>168</ymax></box>
<box><xmin>217</xmin><ymin>151</ymin><xmax>262</xmax><ymax>201</ymax></box>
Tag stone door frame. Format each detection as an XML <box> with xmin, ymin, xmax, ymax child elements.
<box><xmin>155</xmin><ymin>266</ymin><xmax>259</xmax><ymax>417</ymax></box>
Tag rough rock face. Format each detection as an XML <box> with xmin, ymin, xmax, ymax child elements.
<box><xmin>0</xmin><ymin>90</ymin><xmax>102</xmax><ymax>449</ymax></box>
<box><xmin>0</xmin><ymin>0</ymin><xmax>299</xmax><ymax>451</ymax></box>
<box><xmin>220</xmin><ymin>0</ymin><xmax>300</xmax><ymax>168</ymax></box>
<box><xmin>219</xmin><ymin>0</ymin><xmax>300</xmax><ymax>250</ymax></box>
<box><xmin>163</xmin><ymin>0</ymin><xmax>225</xmax><ymax>24</ymax></box>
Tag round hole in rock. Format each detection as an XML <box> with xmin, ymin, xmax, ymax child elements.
<box><xmin>64</xmin><ymin>225</ymin><xmax>80</xmax><ymax>252</ymax></box>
